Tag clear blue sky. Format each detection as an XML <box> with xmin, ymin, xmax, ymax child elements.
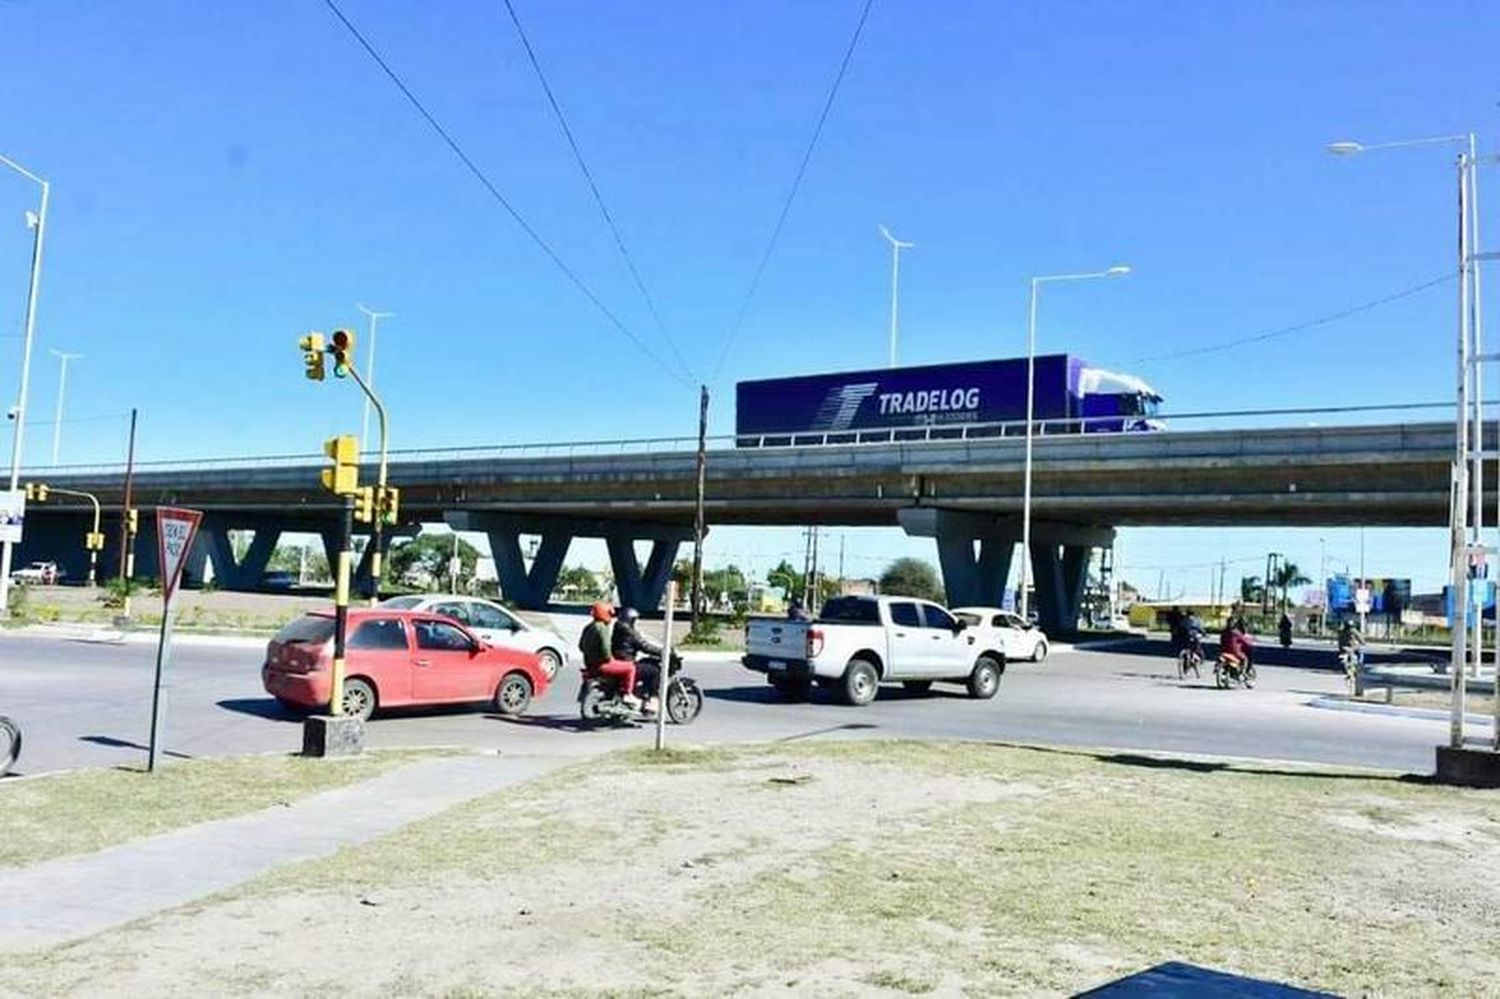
<box><xmin>0</xmin><ymin>0</ymin><xmax>1494</xmax><ymax>596</ymax></box>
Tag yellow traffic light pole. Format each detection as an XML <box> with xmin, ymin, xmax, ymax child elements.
<box><xmin>320</xmin><ymin>435</ymin><xmax>360</xmax><ymax>715</ymax></box>
<box><xmin>25</xmin><ymin>483</ymin><xmax>104</xmax><ymax>586</ymax></box>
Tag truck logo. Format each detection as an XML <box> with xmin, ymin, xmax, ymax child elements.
<box><xmin>810</xmin><ymin>382</ymin><xmax>879</xmax><ymax>431</ymax></box>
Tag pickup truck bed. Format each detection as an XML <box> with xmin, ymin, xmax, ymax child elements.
<box><xmin>743</xmin><ymin>595</ymin><xmax>1007</xmax><ymax>706</ymax></box>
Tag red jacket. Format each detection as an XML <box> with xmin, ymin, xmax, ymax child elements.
<box><xmin>1221</xmin><ymin>629</ymin><xmax>1252</xmax><ymax>660</ymax></box>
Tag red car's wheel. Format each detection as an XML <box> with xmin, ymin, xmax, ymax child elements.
<box><xmin>494</xmin><ymin>672</ymin><xmax>533</xmax><ymax>717</ymax></box>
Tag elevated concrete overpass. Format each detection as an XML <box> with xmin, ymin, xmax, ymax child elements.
<box><xmin>16</xmin><ymin>421</ymin><xmax>1469</xmax><ymax>631</ymax></box>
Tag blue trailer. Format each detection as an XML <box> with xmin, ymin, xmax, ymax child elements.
<box><xmin>734</xmin><ymin>354</ymin><xmax>1162</xmax><ymax>445</ymax></box>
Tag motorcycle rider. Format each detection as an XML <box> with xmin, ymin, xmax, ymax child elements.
<box><xmin>1337</xmin><ymin>617</ymin><xmax>1364</xmax><ymax>666</ymax></box>
<box><xmin>1219</xmin><ymin>621</ymin><xmax>1253</xmax><ymax>672</ymax></box>
<box><xmin>578</xmin><ymin>602</ymin><xmax>640</xmax><ymax>710</ymax></box>
<box><xmin>1182</xmin><ymin>609</ymin><xmax>1205</xmax><ymax>659</ymax></box>
<box><xmin>1166</xmin><ymin>606</ymin><xmax>1186</xmax><ymax>653</ymax></box>
<box><xmin>611</xmin><ymin>606</ymin><xmax>663</xmax><ymax>714</ymax></box>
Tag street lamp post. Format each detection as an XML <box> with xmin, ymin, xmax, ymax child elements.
<box><xmin>49</xmin><ymin>349</ymin><xmax>81</xmax><ymax>466</ymax></box>
<box><xmin>1018</xmin><ymin>265</ymin><xmax>1130</xmax><ymax>623</ymax></box>
<box><xmin>356</xmin><ymin>304</ymin><xmax>392</xmax><ymax>451</ymax></box>
<box><xmin>1328</xmin><ymin>133</ymin><xmax>1490</xmax><ymax>750</ymax></box>
<box><xmin>0</xmin><ymin>153</ymin><xmax>50</xmax><ymax>617</ymax></box>
<box><xmin>879</xmin><ymin>226</ymin><xmax>913</xmax><ymax>367</ymax></box>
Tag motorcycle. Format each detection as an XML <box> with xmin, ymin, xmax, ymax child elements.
<box><xmin>1177</xmin><ymin>634</ymin><xmax>1204</xmax><ymax>679</ymax></box>
<box><xmin>1</xmin><ymin>715</ymin><xmax>20</xmax><ymax>776</ymax></box>
<box><xmin>1213</xmin><ymin>653</ymin><xmax>1256</xmax><ymax>689</ymax></box>
<box><xmin>578</xmin><ymin>651</ymin><xmax>704</xmax><ymax>725</ymax></box>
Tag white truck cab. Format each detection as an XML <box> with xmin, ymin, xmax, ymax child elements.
<box><xmin>742</xmin><ymin>595</ymin><xmax>1007</xmax><ymax>706</ymax></box>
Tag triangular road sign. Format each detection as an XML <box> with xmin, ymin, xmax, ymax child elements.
<box><xmin>156</xmin><ymin>507</ymin><xmax>203</xmax><ymax>606</ymax></box>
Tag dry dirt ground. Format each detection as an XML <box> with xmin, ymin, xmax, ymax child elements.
<box><xmin>4</xmin><ymin>741</ymin><xmax>1499</xmax><ymax>997</ymax></box>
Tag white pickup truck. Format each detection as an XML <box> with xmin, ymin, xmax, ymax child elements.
<box><xmin>742</xmin><ymin>595</ymin><xmax>1008</xmax><ymax>706</ymax></box>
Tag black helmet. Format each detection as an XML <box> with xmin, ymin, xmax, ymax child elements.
<box><xmin>619</xmin><ymin>606</ymin><xmax>640</xmax><ymax>624</ymax></box>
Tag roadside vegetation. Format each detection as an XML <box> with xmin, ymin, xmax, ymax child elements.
<box><xmin>4</xmin><ymin>741</ymin><xmax>1497</xmax><ymax>995</ymax></box>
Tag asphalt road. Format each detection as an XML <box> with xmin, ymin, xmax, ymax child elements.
<box><xmin>0</xmin><ymin>630</ymin><xmax>1465</xmax><ymax>777</ymax></box>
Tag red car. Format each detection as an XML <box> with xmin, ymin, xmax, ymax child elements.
<box><xmin>262</xmin><ymin>609</ymin><xmax>548</xmax><ymax>721</ymax></box>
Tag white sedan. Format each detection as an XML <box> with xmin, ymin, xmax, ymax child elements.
<box><xmin>952</xmin><ymin>607</ymin><xmax>1050</xmax><ymax>663</ymax></box>
<box><xmin>379</xmin><ymin>594</ymin><xmax>571</xmax><ymax>679</ymax></box>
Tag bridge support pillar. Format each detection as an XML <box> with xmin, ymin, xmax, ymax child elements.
<box><xmin>446</xmin><ymin>513</ymin><xmax>695</xmax><ymax>612</ymax></box>
<box><xmin>899</xmin><ymin>507</ymin><xmax>1112</xmax><ymax>632</ymax></box>
<box><xmin>197</xmin><ymin>518</ymin><xmax>281</xmax><ymax>591</ymax></box>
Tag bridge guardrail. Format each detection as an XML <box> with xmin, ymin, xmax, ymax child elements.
<box><xmin>22</xmin><ymin>400</ymin><xmax>1464</xmax><ymax>480</ymax></box>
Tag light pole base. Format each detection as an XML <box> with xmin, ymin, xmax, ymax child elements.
<box><xmin>302</xmin><ymin>715</ymin><xmax>365</xmax><ymax>758</ymax></box>
<box><xmin>1435</xmin><ymin>745</ymin><xmax>1500</xmax><ymax>788</ymax></box>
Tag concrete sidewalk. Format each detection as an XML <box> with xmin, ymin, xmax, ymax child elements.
<box><xmin>0</xmin><ymin>752</ymin><xmax>572</xmax><ymax>952</ymax></box>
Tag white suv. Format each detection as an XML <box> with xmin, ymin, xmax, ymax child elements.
<box><xmin>379</xmin><ymin>595</ymin><xmax>572</xmax><ymax>679</ymax></box>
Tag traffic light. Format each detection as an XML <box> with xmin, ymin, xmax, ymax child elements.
<box><xmin>23</xmin><ymin>482</ymin><xmax>47</xmax><ymax>502</ymax></box>
<box><xmin>126</xmin><ymin>508</ymin><xmax>139</xmax><ymax>535</ymax></box>
<box><xmin>330</xmin><ymin>328</ymin><xmax>356</xmax><ymax>378</ymax></box>
<box><xmin>300</xmin><ymin>332</ymin><xmax>326</xmax><ymax>381</ymax></box>
<box><xmin>353</xmin><ymin>486</ymin><xmax>376</xmax><ymax>524</ymax></box>
<box><xmin>320</xmin><ymin>435</ymin><xmax>360</xmax><ymax>495</ymax></box>
<box><xmin>380</xmin><ymin>486</ymin><xmax>400</xmax><ymax>525</ymax></box>
<box><xmin>86</xmin><ymin>532</ymin><xmax>106</xmax><ymax>551</ymax></box>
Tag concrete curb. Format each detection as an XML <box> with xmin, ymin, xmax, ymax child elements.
<box><xmin>5</xmin><ymin>625</ymin><xmax>270</xmax><ymax>649</ymax></box>
<box><xmin>1307</xmin><ymin>696</ymin><xmax>1493</xmax><ymax>725</ymax></box>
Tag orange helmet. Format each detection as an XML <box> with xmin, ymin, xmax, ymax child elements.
<box><xmin>590</xmin><ymin>601</ymin><xmax>614</xmax><ymax>622</ymax></box>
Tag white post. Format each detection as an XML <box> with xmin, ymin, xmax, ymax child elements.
<box><xmin>1019</xmin><ymin>278</ymin><xmax>1039</xmax><ymax>622</ymax></box>
<box><xmin>0</xmin><ymin>163</ymin><xmax>49</xmax><ymax>617</ymax></box>
<box><xmin>1451</xmin><ymin>149</ymin><xmax>1473</xmax><ymax>749</ymax></box>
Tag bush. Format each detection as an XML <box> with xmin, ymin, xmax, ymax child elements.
<box><xmin>98</xmin><ymin>577</ymin><xmax>141</xmax><ymax>610</ymax></box>
<box><xmin>7</xmin><ymin>583</ymin><xmax>32</xmax><ymax>621</ymax></box>
<box><xmin>684</xmin><ymin>617</ymin><xmax>724</xmax><ymax>647</ymax></box>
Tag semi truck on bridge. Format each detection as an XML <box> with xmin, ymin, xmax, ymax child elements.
<box><xmin>734</xmin><ymin>353</ymin><xmax>1163</xmax><ymax>445</ymax></box>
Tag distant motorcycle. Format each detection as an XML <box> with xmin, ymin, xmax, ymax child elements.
<box><xmin>1214</xmin><ymin>653</ymin><xmax>1256</xmax><ymax>689</ymax></box>
<box><xmin>578</xmin><ymin>652</ymin><xmax>703</xmax><ymax>726</ymax></box>
<box><xmin>1337</xmin><ymin>645</ymin><xmax>1364</xmax><ymax>695</ymax></box>
<box><xmin>1</xmin><ymin>716</ymin><xmax>20</xmax><ymax>776</ymax></box>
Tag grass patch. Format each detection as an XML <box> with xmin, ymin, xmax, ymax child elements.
<box><xmin>0</xmin><ymin>749</ymin><xmax>450</xmax><ymax>869</ymax></box>
<box><xmin>5</xmin><ymin>741</ymin><xmax>1499</xmax><ymax>996</ymax></box>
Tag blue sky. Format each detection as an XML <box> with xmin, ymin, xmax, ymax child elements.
<box><xmin>0</xmin><ymin>0</ymin><xmax>1494</xmax><ymax>596</ymax></box>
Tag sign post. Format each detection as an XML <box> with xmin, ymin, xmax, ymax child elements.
<box><xmin>147</xmin><ymin>506</ymin><xmax>202</xmax><ymax>773</ymax></box>
<box><xmin>655</xmin><ymin>581</ymin><xmax>677</xmax><ymax>752</ymax></box>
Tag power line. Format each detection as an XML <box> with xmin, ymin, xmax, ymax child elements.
<box><xmin>501</xmin><ymin>0</ymin><xmax>695</xmax><ymax>384</ymax></box>
<box><xmin>710</xmin><ymin>0</ymin><xmax>877</xmax><ymax>381</ymax></box>
<box><xmin>320</xmin><ymin>0</ymin><xmax>692</xmax><ymax>388</ymax></box>
<box><xmin>1131</xmin><ymin>271</ymin><xmax>1457</xmax><ymax>364</ymax></box>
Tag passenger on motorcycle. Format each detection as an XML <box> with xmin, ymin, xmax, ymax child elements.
<box><xmin>1219</xmin><ymin>622</ymin><xmax>1253</xmax><ymax>667</ymax></box>
<box><xmin>578</xmin><ymin>602</ymin><xmax>641</xmax><ymax>709</ymax></box>
<box><xmin>611</xmin><ymin>606</ymin><xmax>662</xmax><ymax>714</ymax></box>
<box><xmin>1166</xmin><ymin>606</ymin><xmax>1186</xmax><ymax>653</ymax></box>
<box><xmin>1337</xmin><ymin>619</ymin><xmax>1364</xmax><ymax>664</ymax></box>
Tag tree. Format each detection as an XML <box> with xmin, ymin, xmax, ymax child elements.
<box><xmin>703</xmin><ymin>564</ymin><xmax>748</xmax><ymax>607</ymax></box>
<box><xmin>1272</xmin><ymin>561</ymin><xmax>1312</xmax><ymax>611</ymax></box>
<box><xmin>1240</xmin><ymin>575</ymin><xmax>1264</xmax><ymax>604</ymax></box>
<box><xmin>767</xmin><ymin>559</ymin><xmax>804</xmax><ymax>603</ymax></box>
<box><xmin>554</xmin><ymin>564</ymin><xmax>602</xmax><ymax>601</ymax></box>
<box><xmin>879</xmin><ymin>558</ymin><xmax>945</xmax><ymax>603</ymax></box>
<box><xmin>267</xmin><ymin>542</ymin><xmax>330</xmax><ymax>583</ymax></box>
<box><xmin>389</xmin><ymin>534</ymin><xmax>481</xmax><ymax>591</ymax></box>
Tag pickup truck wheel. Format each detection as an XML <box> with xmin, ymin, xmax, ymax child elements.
<box><xmin>842</xmin><ymin>659</ymin><xmax>880</xmax><ymax>707</ymax></box>
<box><xmin>967</xmin><ymin>657</ymin><xmax>1003</xmax><ymax>700</ymax></box>
<box><xmin>902</xmin><ymin>680</ymin><xmax>933</xmax><ymax>694</ymax></box>
<box><xmin>770</xmin><ymin>676</ymin><xmax>811</xmax><ymax>702</ymax></box>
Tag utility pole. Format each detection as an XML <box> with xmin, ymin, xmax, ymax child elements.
<box><xmin>810</xmin><ymin>526</ymin><xmax>821</xmax><ymax>615</ymax></box>
<box><xmin>690</xmin><ymin>385</ymin><xmax>708</xmax><ymax>634</ymax></box>
<box><xmin>838</xmin><ymin>533</ymin><xmax>846</xmax><ymax>591</ymax></box>
<box><xmin>117</xmin><ymin>408</ymin><xmax>138</xmax><ymax>619</ymax></box>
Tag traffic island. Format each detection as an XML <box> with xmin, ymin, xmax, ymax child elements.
<box><xmin>301</xmin><ymin>715</ymin><xmax>364</xmax><ymax>757</ymax></box>
<box><xmin>1436</xmin><ymin>745</ymin><xmax>1500</xmax><ymax>788</ymax></box>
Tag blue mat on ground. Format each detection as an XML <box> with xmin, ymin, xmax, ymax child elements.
<box><xmin>1075</xmin><ymin>961</ymin><xmax>1337</xmax><ymax>997</ymax></box>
